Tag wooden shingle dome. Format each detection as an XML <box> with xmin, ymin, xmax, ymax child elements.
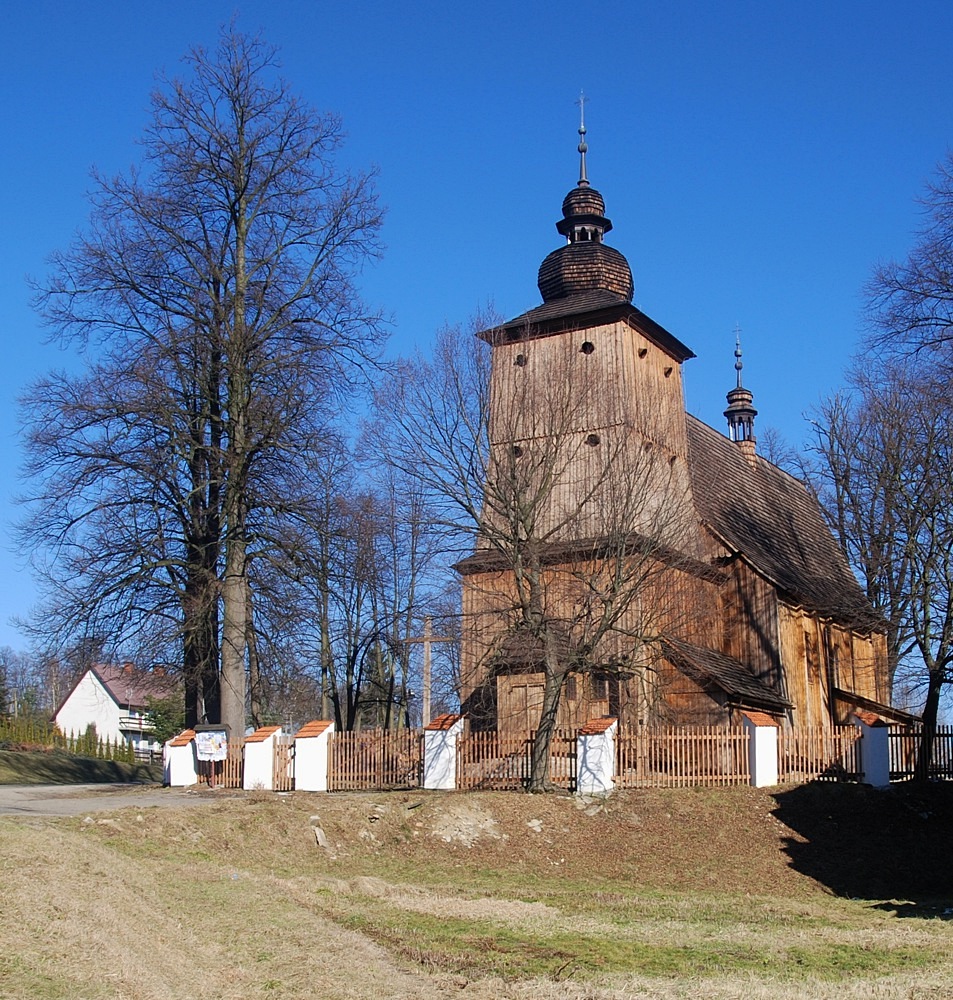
<box><xmin>538</xmin><ymin>238</ymin><xmax>633</xmax><ymax>303</ymax></box>
<box><xmin>537</xmin><ymin>181</ymin><xmax>633</xmax><ymax>303</ymax></box>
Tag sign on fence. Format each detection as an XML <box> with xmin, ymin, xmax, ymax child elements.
<box><xmin>194</xmin><ymin>728</ymin><xmax>229</xmax><ymax>761</ymax></box>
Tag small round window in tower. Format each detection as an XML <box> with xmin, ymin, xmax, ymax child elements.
<box><xmin>585</xmin><ymin>433</ymin><xmax>601</xmax><ymax>447</ymax></box>
<box><xmin>580</xmin><ymin>341</ymin><xmax>595</xmax><ymax>355</ymax></box>
<box><xmin>514</xmin><ymin>353</ymin><xmax>528</xmax><ymax>367</ymax></box>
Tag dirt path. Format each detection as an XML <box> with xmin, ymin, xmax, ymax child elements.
<box><xmin>0</xmin><ymin>782</ymin><xmax>224</xmax><ymax>816</ymax></box>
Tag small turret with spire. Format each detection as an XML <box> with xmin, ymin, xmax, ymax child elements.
<box><xmin>724</xmin><ymin>328</ymin><xmax>758</xmax><ymax>463</ymax></box>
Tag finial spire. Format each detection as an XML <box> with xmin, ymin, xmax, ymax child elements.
<box><xmin>576</xmin><ymin>91</ymin><xmax>589</xmax><ymax>187</ymax></box>
<box><xmin>733</xmin><ymin>323</ymin><xmax>744</xmax><ymax>388</ymax></box>
<box><xmin>724</xmin><ymin>324</ymin><xmax>758</xmax><ymax>457</ymax></box>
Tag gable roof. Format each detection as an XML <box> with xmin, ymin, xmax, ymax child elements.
<box><xmin>685</xmin><ymin>416</ymin><xmax>880</xmax><ymax>630</ymax></box>
<box><xmin>91</xmin><ymin>663</ymin><xmax>176</xmax><ymax>709</ymax></box>
<box><xmin>660</xmin><ymin>636</ymin><xmax>792</xmax><ymax>713</ymax></box>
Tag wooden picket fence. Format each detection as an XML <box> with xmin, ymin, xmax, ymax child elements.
<box><xmin>174</xmin><ymin>722</ymin><xmax>953</xmax><ymax>794</ymax></box>
<box><xmin>778</xmin><ymin>726</ymin><xmax>861</xmax><ymax>783</ymax></box>
<box><xmin>197</xmin><ymin>741</ymin><xmax>244</xmax><ymax>788</ymax></box>
<box><xmin>615</xmin><ymin>725</ymin><xmax>750</xmax><ymax>788</ymax></box>
<box><xmin>274</xmin><ymin>738</ymin><xmax>294</xmax><ymax>791</ymax></box>
<box><xmin>456</xmin><ymin>729</ymin><xmax>577</xmax><ymax>790</ymax></box>
<box><xmin>889</xmin><ymin>724</ymin><xmax>953</xmax><ymax>780</ymax></box>
<box><xmin>328</xmin><ymin>729</ymin><xmax>422</xmax><ymax>791</ymax></box>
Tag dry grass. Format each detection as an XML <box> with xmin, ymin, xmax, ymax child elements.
<box><xmin>2</xmin><ymin>786</ymin><xmax>952</xmax><ymax>999</ymax></box>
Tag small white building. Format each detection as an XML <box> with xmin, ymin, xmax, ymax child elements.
<box><xmin>54</xmin><ymin>663</ymin><xmax>177</xmax><ymax>754</ymax></box>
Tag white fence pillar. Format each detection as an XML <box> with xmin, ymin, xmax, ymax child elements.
<box><xmin>243</xmin><ymin>725</ymin><xmax>282</xmax><ymax>790</ymax></box>
<box><xmin>742</xmin><ymin>712</ymin><xmax>779</xmax><ymax>787</ymax></box>
<box><xmin>294</xmin><ymin>720</ymin><xmax>335</xmax><ymax>792</ymax></box>
<box><xmin>576</xmin><ymin>718</ymin><xmax>618</xmax><ymax>796</ymax></box>
<box><xmin>164</xmin><ymin>729</ymin><xmax>198</xmax><ymax>787</ymax></box>
<box><xmin>423</xmin><ymin>714</ymin><xmax>464</xmax><ymax>790</ymax></box>
<box><xmin>853</xmin><ymin>711</ymin><xmax>890</xmax><ymax>788</ymax></box>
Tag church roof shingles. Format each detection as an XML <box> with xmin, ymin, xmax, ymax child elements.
<box><xmin>686</xmin><ymin>415</ymin><xmax>880</xmax><ymax>631</ymax></box>
<box><xmin>660</xmin><ymin>636</ymin><xmax>792</xmax><ymax>713</ymax></box>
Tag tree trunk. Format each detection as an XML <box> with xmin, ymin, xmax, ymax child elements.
<box><xmin>916</xmin><ymin>668</ymin><xmax>943</xmax><ymax>781</ymax></box>
<box><xmin>246</xmin><ymin>578</ymin><xmax>262</xmax><ymax>729</ymax></box>
<box><xmin>528</xmin><ymin>661</ymin><xmax>564</xmax><ymax>792</ymax></box>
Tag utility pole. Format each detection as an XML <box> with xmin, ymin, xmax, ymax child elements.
<box><xmin>403</xmin><ymin>616</ymin><xmax>454</xmax><ymax>726</ymax></box>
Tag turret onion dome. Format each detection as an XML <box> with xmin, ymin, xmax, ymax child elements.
<box><xmin>537</xmin><ymin>105</ymin><xmax>634</xmax><ymax>303</ymax></box>
<box><xmin>724</xmin><ymin>331</ymin><xmax>758</xmax><ymax>444</ymax></box>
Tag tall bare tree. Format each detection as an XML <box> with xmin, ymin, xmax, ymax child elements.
<box><xmin>377</xmin><ymin>322</ymin><xmax>698</xmax><ymax>790</ymax></box>
<box><xmin>808</xmin><ymin>362</ymin><xmax>953</xmax><ymax>775</ymax></box>
<box><xmin>867</xmin><ymin>151</ymin><xmax>953</xmax><ymax>365</ymax></box>
<box><xmin>21</xmin><ymin>30</ymin><xmax>384</xmax><ymax>737</ymax></box>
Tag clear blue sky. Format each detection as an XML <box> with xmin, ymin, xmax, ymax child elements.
<box><xmin>1</xmin><ymin>1</ymin><xmax>951</xmax><ymax>652</ymax></box>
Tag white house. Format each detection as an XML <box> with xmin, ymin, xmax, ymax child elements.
<box><xmin>54</xmin><ymin>663</ymin><xmax>177</xmax><ymax>754</ymax></box>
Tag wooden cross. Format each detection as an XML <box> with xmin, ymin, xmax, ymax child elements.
<box><xmin>403</xmin><ymin>616</ymin><xmax>454</xmax><ymax>727</ymax></box>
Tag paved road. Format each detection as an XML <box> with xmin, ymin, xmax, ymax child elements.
<box><xmin>0</xmin><ymin>783</ymin><xmax>227</xmax><ymax>816</ymax></box>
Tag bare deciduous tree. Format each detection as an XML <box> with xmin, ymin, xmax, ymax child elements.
<box><xmin>21</xmin><ymin>30</ymin><xmax>384</xmax><ymax>737</ymax></box>
<box><xmin>867</xmin><ymin>152</ymin><xmax>953</xmax><ymax>365</ymax></box>
<box><xmin>808</xmin><ymin>362</ymin><xmax>953</xmax><ymax>775</ymax></box>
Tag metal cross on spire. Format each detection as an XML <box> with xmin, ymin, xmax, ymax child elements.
<box><xmin>733</xmin><ymin>323</ymin><xmax>744</xmax><ymax>388</ymax></box>
<box><xmin>577</xmin><ymin>90</ymin><xmax>589</xmax><ymax>187</ymax></box>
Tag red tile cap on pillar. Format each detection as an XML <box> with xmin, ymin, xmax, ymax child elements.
<box><xmin>740</xmin><ymin>711</ymin><xmax>779</xmax><ymax>728</ymax></box>
<box><xmin>579</xmin><ymin>717</ymin><xmax>617</xmax><ymax>735</ymax></box>
<box><xmin>295</xmin><ymin>720</ymin><xmax>333</xmax><ymax>738</ymax></box>
<box><xmin>245</xmin><ymin>725</ymin><xmax>282</xmax><ymax>744</ymax></box>
<box><xmin>854</xmin><ymin>710</ymin><xmax>888</xmax><ymax>727</ymax></box>
<box><xmin>424</xmin><ymin>713</ymin><xmax>463</xmax><ymax>732</ymax></box>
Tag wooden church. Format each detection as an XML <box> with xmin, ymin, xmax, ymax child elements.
<box><xmin>457</xmin><ymin>117</ymin><xmax>898</xmax><ymax>736</ymax></box>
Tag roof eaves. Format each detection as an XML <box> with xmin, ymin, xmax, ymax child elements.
<box><xmin>482</xmin><ymin>298</ymin><xmax>695</xmax><ymax>364</ymax></box>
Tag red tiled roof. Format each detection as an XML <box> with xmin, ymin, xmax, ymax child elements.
<box><xmin>740</xmin><ymin>711</ymin><xmax>779</xmax><ymax>728</ymax></box>
<box><xmin>245</xmin><ymin>725</ymin><xmax>282</xmax><ymax>744</ymax></box>
<box><xmin>295</xmin><ymin>720</ymin><xmax>333</xmax><ymax>738</ymax></box>
<box><xmin>424</xmin><ymin>713</ymin><xmax>463</xmax><ymax>732</ymax></box>
<box><xmin>168</xmin><ymin>729</ymin><xmax>195</xmax><ymax>747</ymax></box>
<box><xmin>853</xmin><ymin>710</ymin><xmax>887</xmax><ymax>728</ymax></box>
<box><xmin>579</xmin><ymin>717</ymin><xmax>617</xmax><ymax>735</ymax></box>
<box><xmin>92</xmin><ymin>663</ymin><xmax>178</xmax><ymax>709</ymax></box>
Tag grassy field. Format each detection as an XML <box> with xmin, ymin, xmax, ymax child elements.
<box><xmin>1</xmin><ymin>784</ymin><xmax>951</xmax><ymax>999</ymax></box>
<box><xmin>0</xmin><ymin>748</ymin><xmax>162</xmax><ymax>785</ymax></box>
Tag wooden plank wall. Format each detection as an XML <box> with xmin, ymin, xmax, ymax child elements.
<box><xmin>722</xmin><ymin>560</ymin><xmax>782</xmax><ymax>689</ymax></box>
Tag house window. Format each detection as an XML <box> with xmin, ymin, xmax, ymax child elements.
<box><xmin>590</xmin><ymin>673</ymin><xmax>609</xmax><ymax>702</ymax></box>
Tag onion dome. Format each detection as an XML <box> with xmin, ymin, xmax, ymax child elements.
<box><xmin>537</xmin><ymin>99</ymin><xmax>634</xmax><ymax>304</ymax></box>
